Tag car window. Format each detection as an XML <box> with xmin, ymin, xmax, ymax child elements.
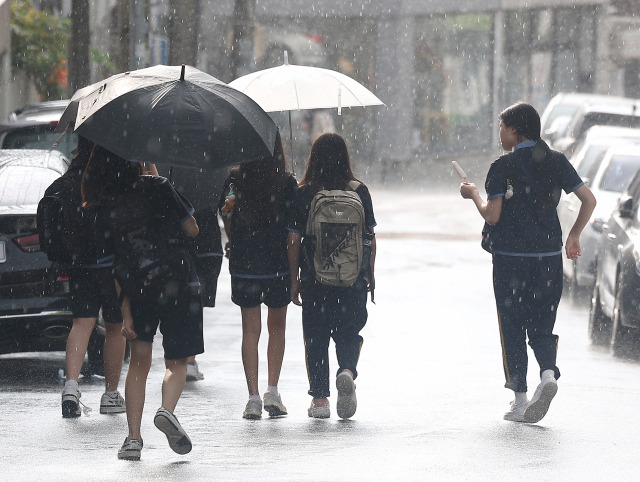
<box><xmin>0</xmin><ymin>166</ymin><xmax>60</xmax><ymax>206</ymax></box>
<box><xmin>546</xmin><ymin>105</ymin><xmax>580</xmax><ymax>128</ymax></box>
<box><xmin>2</xmin><ymin>129</ymin><xmax>76</xmax><ymax>159</ymax></box>
<box><xmin>577</xmin><ymin>113</ymin><xmax>640</xmax><ymax>139</ymax></box>
<box><xmin>585</xmin><ymin>150</ymin><xmax>608</xmax><ymax>181</ymax></box>
<box><xmin>598</xmin><ymin>154</ymin><xmax>640</xmax><ymax>193</ymax></box>
<box><xmin>577</xmin><ymin>145</ymin><xmax>608</xmax><ymax>178</ymax></box>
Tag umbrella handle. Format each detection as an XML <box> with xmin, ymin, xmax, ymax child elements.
<box><xmin>288</xmin><ymin>112</ymin><xmax>295</xmax><ymax>175</ymax></box>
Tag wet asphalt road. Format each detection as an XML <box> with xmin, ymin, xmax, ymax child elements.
<box><xmin>1</xmin><ymin>186</ymin><xmax>639</xmax><ymax>480</ymax></box>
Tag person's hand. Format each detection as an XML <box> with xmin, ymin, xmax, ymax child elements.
<box><xmin>565</xmin><ymin>233</ymin><xmax>582</xmax><ymax>260</ymax></box>
<box><xmin>291</xmin><ymin>279</ymin><xmax>302</xmax><ymax>306</ymax></box>
<box><xmin>121</xmin><ymin>315</ymin><xmax>137</xmax><ymax>340</ymax></box>
<box><xmin>459</xmin><ymin>182</ymin><xmax>478</xmax><ymax>199</ymax></box>
<box><xmin>224</xmin><ymin>241</ymin><xmax>231</xmax><ymax>259</ymax></box>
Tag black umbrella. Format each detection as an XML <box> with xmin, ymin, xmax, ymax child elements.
<box><xmin>60</xmin><ymin>65</ymin><xmax>278</xmax><ymax>169</ymax></box>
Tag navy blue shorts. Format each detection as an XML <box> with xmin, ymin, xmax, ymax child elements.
<box><xmin>231</xmin><ymin>274</ymin><xmax>290</xmax><ymax>308</ymax></box>
<box><xmin>129</xmin><ymin>285</ymin><xmax>204</xmax><ymax>360</ymax></box>
<box><xmin>69</xmin><ymin>267</ymin><xmax>121</xmax><ymax>324</ymax></box>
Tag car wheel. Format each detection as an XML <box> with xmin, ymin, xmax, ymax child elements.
<box><xmin>589</xmin><ymin>282</ymin><xmax>612</xmax><ymax>345</ymax></box>
<box><xmin>611</xmin><ymin>274</ymin><xmax>639</xmax><ymax>358</ymax></box>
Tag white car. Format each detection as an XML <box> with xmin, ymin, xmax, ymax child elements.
<box><xmin>558</xmin><ymin>143</ymin><xmax>640</xmax><ymax>292</ymax></box>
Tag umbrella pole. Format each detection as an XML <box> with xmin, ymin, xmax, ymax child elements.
<box><xmin>288</xmin><ymin>111</ymin><xmax>295</xmax><ymax>175</ymax></box>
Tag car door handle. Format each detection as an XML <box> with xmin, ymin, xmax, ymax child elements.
<box><xmin>607</xmin><ymin>233</ymin><xmax>617</xmax><ymax>240</ymax></box>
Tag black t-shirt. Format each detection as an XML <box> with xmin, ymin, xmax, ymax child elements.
<box><xmin>287</xmin><ymin>182</ymin><xmax>377</xmax><ymax>279</ymax></box>
<box><xmin>218</xmin><ymin>173</ymin><xmax>297</xmax><ymax>277</ymax></box>
<box><xmin>485</xmin><ymin>143</ymin><xmax>583</xmax><ymax>255</ymax></box>
<box><xmin>95</xmin><ymin>175</ymin><xmax>195</xmax><ymax>266</ymax></box>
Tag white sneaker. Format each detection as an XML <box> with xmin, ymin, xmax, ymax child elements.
<box><xmin>336</xmin><ymin>371</ymin><xmax>357</xmax><ymax>419</ymax></box>
<box><xmin>186</xmin><ymin>361</ymin><xmax>204</xmax><ymax>381</ymax></box>
<box><xmin>61</xmin><ymin>384</ymin><xmax>81</xmax><ymax>418</ymax></box>
<box><xmin>523</xmin><ymin>376</ymin><xmax>558</xmax><ymax>423</ymax></box>
<box><xmin>243</xmin><ymin>398</ymin><xmax>263</xmax><ymax>420</ymax></box>
<box><xmin>118</xmin><ymin>438</ymin><xmax>143</xmax><ymax>461</ymax></box>
<box><xmin>154</xmin><ymin>407</ymin><xmax>192</xmax><ymax>454</ymax></box>
<box><xmin>308</xmin><ymin>400</ymin><xmax>331</xmax><ymax>419</ymax></box>
<box><xmin>100</xmin><ymin>391</ymin><xmax>126</xmax><ymax>414</ymax></box>
<box><xmin>503</xmin><ymin>399</ymin><xmax>528</xmax><ymax>422</ymax></box>
<box><xmin>263</xmin><ymin>392</ymin><xmax>288</xmax><ymax>417</ymax></box>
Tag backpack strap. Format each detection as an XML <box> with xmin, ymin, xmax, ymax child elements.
<box><xmin>347</xmin><ymin>180</ymin><xmax>361</xmax><ymax>191</ymax></box>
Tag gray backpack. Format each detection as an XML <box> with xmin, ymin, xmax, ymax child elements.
<box><xmin>305</xmin><ymin>181</ymin><xmax>365</xmax><ymax>287</ymax></box>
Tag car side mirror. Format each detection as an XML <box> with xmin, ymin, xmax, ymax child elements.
<box><xmin>618</xmin><ymin>195</ymin><xmax>635</xmax><ymax>219</ymax></box>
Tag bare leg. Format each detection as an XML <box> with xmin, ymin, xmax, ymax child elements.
<box><xmin>266</xmin><ymin>306</ymin><xmax>287</xmax><ymax>387</ymax></box>
<box><xmin>125</xmin><ymin>340</ymin><xmax>152</xmax><ymax>441</ymax></box>
<box><xmin>65</xmin><ymin>317</ymin><xmax>96</xmax><ymax>382</ymax></box>
<box><xmin>161</xmin><ymin>358</ymin><xmax>188</xmax><ymax>412</ymax></box>
<box><xmin>241</xmin><ymin>306</ymin><xmax>262</xmax><ymax>396</ymax></box>
<box><xmin>103</xmin><ymin>322</ymin><xmax>126</xmax><ymax>392</ymax></box>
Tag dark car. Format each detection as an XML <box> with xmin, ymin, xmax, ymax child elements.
<box><xmin>0</xmin><ymin>150</ymin><xmax>104</xmax><ymax>372</ymax></box>
<box><xmin>590</xmin><ymin>169</ymin><xmax>640</xmax><ymax>358</ymax></box>
<box><xmin>0</xmin><ymin>100</ymin><xmax>76</xmax><ymax>159</ymax></box>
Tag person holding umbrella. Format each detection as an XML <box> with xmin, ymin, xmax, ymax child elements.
<box><xmin>82</xmin><ymin>145</ymin><xmax>203</xmax><ymax>461</ymax></box>
<box><xmin>459</xmin><ymin>101</ymin><xmax>596</xmax><ymax>423</ymax></box>
<box><xmin>219</xmin><ymin>131</ymin><xmax>297</xmax><ymax>419</ymax></box>
<box><xmin>287</xmin><ymin>133</ymin><xmax>377</xmax><ymax>419</ymax></box>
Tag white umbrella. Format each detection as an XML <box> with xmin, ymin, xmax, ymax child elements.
<box><xmin>229</xmin><ymin>52</ymin><xmax>384</xmax><ymax>169</ymax></box>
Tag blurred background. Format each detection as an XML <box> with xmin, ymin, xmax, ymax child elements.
<box><xmin>1</xmin><ymin>0</ymin><xmax>640</xmax><ymax>184</ymax></box>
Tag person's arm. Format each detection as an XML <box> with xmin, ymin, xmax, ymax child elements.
<box><xmin>222</xmin><ymin>217</ymin><xmax>231</xmax><ymax>258</ymax></box>
<box><xmin>181</xmin><ymin>216</ymin><xmax>199</xmax><ymax>238</ymax></box>
<box><xmin>115</xmin><ymin>280</ymin><xmax>137</xmax><ymax>340</ymax></box>
<box><xmin>565</xmin><ymin>184</ymin><xmax>597</xmax><ymax>260</ymax></box>
<box><xmin>368</xmin><ymin>229</ymin><xmax>376</xmax><ymax>292</ymax></box>
<box><xmin>288</xmin><ymin>231</ymin><xmax>303</xmax><ymax>306</ymax></box>
<box><xmin>460</xmin><ymin>182</ymin><xmax>503</xmax><ymax>225</ymax></box>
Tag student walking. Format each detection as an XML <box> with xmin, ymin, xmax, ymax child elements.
<box><xmin>82</xmin><ymin>146</ymin><xmax>203</xmax><ymax>461</ymax></box>
<box><xmin>219</xmin><ymin>132</ymin><xmax>296</xmax><ymax>419</ymax></box>
<box><xmin>459</xmin><ymin>101</ymin><xmax>596</xmax><ymax>423</ymax></box>
<box><xmin>45</xmin><ymin>136</ymin><xmax>127</xmax><ymax>418</ymax></box>
<box><xmin>287</xmin><ymin>133</ymin><xmax>377</xmax><ymax>420</ymax></box>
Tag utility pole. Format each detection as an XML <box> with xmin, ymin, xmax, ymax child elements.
<box><xmin>230</xmin><ymin>0</ymin><xmax>255</xmax><ymax>79</ymax></box>
<box><xmin>168</xmin><ymin>0</ymin><xmax>199</xmax><ymax>66</ymax></box>
<box><xmin>68</xmin><ymin>0</ymin><xmax>90</xmax><ymax>94</ymax></box>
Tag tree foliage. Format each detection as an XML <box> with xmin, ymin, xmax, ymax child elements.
<box><xmin>10</xmin><ymin>0</ymin><xmax>71</xmax><ymax>100</ymax></box>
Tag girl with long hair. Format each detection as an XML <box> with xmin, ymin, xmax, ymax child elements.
<box><xmin>460</xmin><ymin>101</ymin><xmax>596</xmax><ymax>423</ymax></box>
<box><xmin>219</xmin><ymin>131</ymin><xmax>296</xmax><ymax>419</ymax></box>
<box><xmin>82</xmin><ymin>145</ymin><xmax>202</xmax><ymax>461</ymax></box>
<box><xmin>287</xmin><ymin>132</ymin><xmax>377</xmax><ymax>420</ymax></box>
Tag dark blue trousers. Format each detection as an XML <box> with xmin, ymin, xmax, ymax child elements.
<box><xmin>301</xmin><ymin>278</ymin><xmax>368</xmax><ymax>398</ymax></box>
<box><xmin>493</xmin><ymin>254</ymin><xmax>562</xmax><ymax>393</ymax></box>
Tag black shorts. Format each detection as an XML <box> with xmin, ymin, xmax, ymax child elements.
<box><xmin>129</xmin><ymin>285</ymin><xmax>204</xmax><ymax>360</ymax></box>
<box><xmin>231</xmin><ymin>274</ymin><xmax>290</xmax><ymax>308</ymax></box>
<box><xmin>69</xmin><ymin>267</ymin><xmax>121</xmax><ymax>324</ymax></box>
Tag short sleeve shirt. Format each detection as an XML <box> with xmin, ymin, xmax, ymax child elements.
<box><xmin>485</xmin><ymin>142</ymin><xmax>583</xmax><ymax>255</ymax></box>
<box><xmin>95</xmin><ymin>175</ymin><xmax>195</xmax><ymax>266</ymax></box>
<box><xmin>218</xmin><ymin>173</ymin><xmax>297</xmax><ymax>277</ymax></box>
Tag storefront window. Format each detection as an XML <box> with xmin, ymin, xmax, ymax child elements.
<box><xmin>413</xmin><ymin>13</ymin><xmax>493</xmax><ymax>154</ymax></box>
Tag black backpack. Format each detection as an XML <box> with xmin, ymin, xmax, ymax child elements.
<box><xmin>37</xmin><ymin>176</ymin><xmax>76</xmax><ymax>263</ymax></box>
<box><xmin>109</xmin><ymin>191</ymin><xmax>191</xmax><ymax>300</ymax></box>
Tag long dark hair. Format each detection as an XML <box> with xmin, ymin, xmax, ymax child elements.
<box><xmin>67</xmin><ymin>135</ymin><xmax>94</xmax><ymax>174</ymax></box>
<box><xmin>81</xmin><ymin>145</ymin><xmax>141</xmax><ymax>207</ymax></box>
<box><xmin>499</xmin><ymin>101</ymin><xmax>559</xmax><ymax>213</ymax></box>
<box><xmin>232</xmin><ymin>130</ymin><xmax>290</xmax><ymax>224</ymax></box>
<box><xmin>299</xmin><ymin>133</ymin><xmax>359</xmax><ymax>193</ymax></box>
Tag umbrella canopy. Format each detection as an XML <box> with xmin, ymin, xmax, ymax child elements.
<box><xmin>228</xmin><ymin>52</ymin><xmax>384</xmax><ymax>114</ymax></box>
<box><xmin>59</xmin><ymin>65</ymin><xmax>278</xmax><ymax>169</ymax></box>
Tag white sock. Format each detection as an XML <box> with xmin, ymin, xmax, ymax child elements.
<box><xmin>249</xmin><ymin>394</ymin><xmax>261</xmax><ymax>401</ymax></box>
<box><xmin>541</xmin><ymin>369</ymin><xmax>555</xmax><ymax>380</ymax></box>
<box><xmin>267</xmin><ymin>385</ymin><xmax>278</xmax><ymax>396</ymax></box>
<box><xmin>65</xmin><ymin>379</ymin><xmax>79</xmax><ymax>389</ymax></box>
<box><xmin>515</xmin><ymin>391</ymin><xmax>528</xmax><ymax>404</ymax></box>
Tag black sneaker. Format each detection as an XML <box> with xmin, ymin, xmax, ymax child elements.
<box><xmin>61</xmin><ymin>385</ymin><xmax>81</xmax><ymax>418</ymax></box>
<box><xmin>154</xmin><ymin>407</ymin><xmax>192</xmax><ymax>454</ymax></box>
<box><xmin>118</xmin><ymin>438</ymin><xmax>143</xmax><ymax>461</ymax></box>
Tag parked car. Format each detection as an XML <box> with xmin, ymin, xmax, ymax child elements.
<box><xmin>558</xmin><ymin>144</ymin><xmax>640</xmax><ymax>293</ymax></box>
<box><xmin>590</xmin><ymin>169</ymin><xmax>640</xmax><ymax>358</ymax></box>
<box><xmin>0</xmin><ymin>100</ymin><xmax>76</xmax><ymax>159</ymax></box>
<box><xmin>552</xmin><ymin>98</ymin><xmax>640</xmax><ymax>157</ymax></box>
<box><xmin>0</xmin><ymin>149</ymin><xmax>104</xmax><ymax>372</ymax></box>
<box><xmin>540</xmin><ymin>93</ymin><xmax>634</xmax><ymax>143</ymax></box>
